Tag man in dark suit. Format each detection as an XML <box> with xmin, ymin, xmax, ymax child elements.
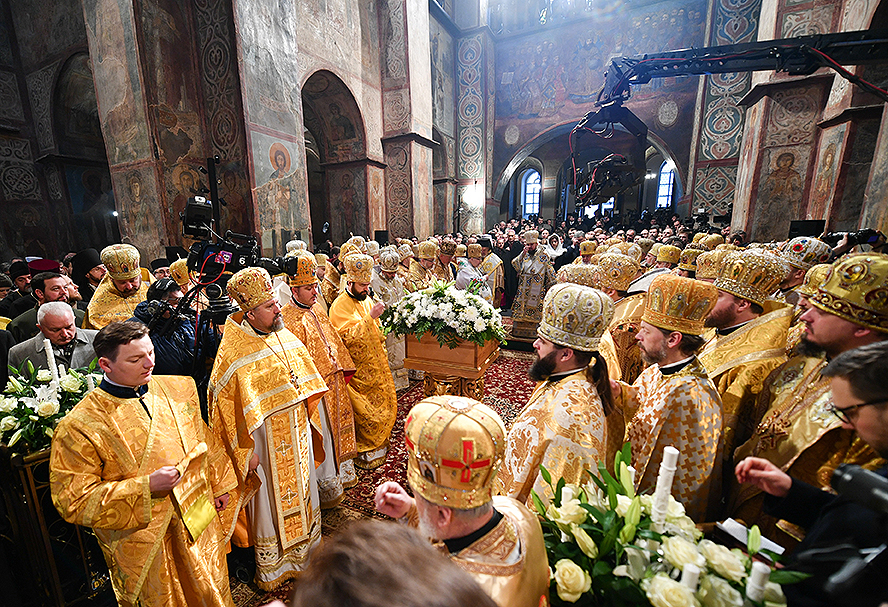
<box><xmin>8</xmin><ymin>302</ymin><xmax>97</xmax><ymax>373</ymax></box>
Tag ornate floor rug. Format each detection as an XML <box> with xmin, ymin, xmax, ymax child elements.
<box><xmin>233</xmin><ymin>349</ymin><xmax>535</xmax><ymax>607</ymax></box>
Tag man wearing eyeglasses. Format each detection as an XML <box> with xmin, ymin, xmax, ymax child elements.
<box><xmin>735</xmin><ymin>341</ymin><xmax>888</xmax><ymax>607</ymax></box>
<box><xmin>727</xmin><ymin>253</ymin><xmax>888</xmax><ymax>548</ymax></box>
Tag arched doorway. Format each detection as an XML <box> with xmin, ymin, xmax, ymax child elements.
<box><xmin>301</xmin><ymin>71</ymin><xmax>368</xmax><ymax>245</ymax></box>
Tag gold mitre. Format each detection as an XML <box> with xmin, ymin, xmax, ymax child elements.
<box><xmin>439</xmin><ymin>239</ymin><xmax>457</xmax><ymax>256</ymax></box>
<box><xmin>580</xmin><ymin>240</ymin><xmax>597</xmax><ymax>255</ymax></box>
<box><xmin>365</xmin><ymin>240</ymin><xmax>380</xmax><ymax>257</ymax></box>
<box><xmin>346</xmin><ymin>235</ymin><xmax>366</xmax><ymax>251</ymax></box>
<box><xmin>609</xmin><ymin>241</ymin><xmax>632</xmax><ymax>256</ymax></box>
<box><xmin>523</xmin><ymin>230</ymin><xmax>539</xmax><ymax>244</ymax></box>
<box><xmin>595</xmin><ymin>244</ymin><xmax>610</xmax><ymax>254</ymax></box>
<box><xmin>809</xmin><ymin>253</ymin><xmax>888</xmax><ymax>333</ymax></box>
<box><xmin>656</xmin><ymin>244</ymin><xmax>681</xmax><ymax>264</ymax></box>
<box><xmin>397</xmin><ymin>243</ymin><xmax>414</xmax><ymax>261</ymax></box>
<box><xmin>228</xmin><ymin>266</ymin><xmax>274</xmax><ymax>311</ymax></box>
<box><xmin>596</xmin><ymin>253</ymin><xmax>640</xmax><ymax>292</ymax></box>
<box><xmin>604</xmin><ymin>237</ymin><xmax>621</xmax><ymax>247</ymax></box>
<box><xmin>678</xmin><ymin>248</ymin><xmax>705</xmax><ymax>272</ymax></box>
<box><xmin>339</xmin><ymin>241</ymin><xmax>363</xmax><ymax>261</ymax></box>
<box><xmin>702</xmin><ymin>234</ymin><xmax>724</xmax><ymax>249</ymax></box>
<box><xmin>315</xmin><ymin>253</ymin><xmax>328</xmax><ymax>266</ymax></box>
<box><xmin>538</xmin><ymin>283</ymin><xmax>614</xmax><ymax>351</ymax></box>
<box><xmin>287</xmin><ymin>250</ymin><xmax>318</xmax><ymax>287</ymax></box>
<box><xmin>714</xmin><ymin>250</ymin><xmax>787</xmax><ymax>306</ymax></box>
<box><xmin>169</xmin><ymin>258</ymin><xmax>190</xmax><ymax>287</ymax></box>
<box><xmin>643</xmin><ymin>274</ymin><xmax>718</xmax><ymax>336</ymax></box>
<box><xmin>649</xmin><ymin>243</ymin><xmax>663</xmax><ymax>258</ymax></box>
<box><xmin>379</xmin><ymin>248</ymin><xmax>401</xmax><ymax>272</ymax></box>
<box><xmin>467</xmin><ymin>244</ymin><xmax>483</xmax><ymax>259</ymax></box>
<box><xmin>344</xmin><ymin>253</ymin><xmax>374</xmax><ymax>283</ymax></box>
<box><xmin>692</xmin><ymin>232</ymin><xmax>706</xmax><ymax>243</ymax></box>
<box><xmin>694</xmin><ymin>249</ymin><xmax>731</xmax><ymax>281</ymax></box>
<box><xmin>797</xmin><ymin>263</ymin><xmax>832</xmax><ymax>297</ymax></box>
<box><xmin>778</xmin><ymin>236</ymin><xmax>832</xmax><ymax>271</ymax></box>
<box><xmin>635</xmin><ymin>238</ymin><xmax>655</xmax><ymax>257</ymax></box>
<box><xmin>417</xmin><ymin>240</ymin><xmax>439</xmax><ymax>259</ymax></box>
<box><xmin>405</xmin><ymin>395</ymin><xmax>506</xmax><ymax>509</ymax></box>
<box><xmin>556</xmin><ymin>263</ymin><xmax>599</xmax><ymax>288</ymax></box>
<box><xmin>285</xmin><ymin>239</ymin><xmax>307</xmax><ymax>256</ymax></box>
<box><xmin>101</xmin><ymin>244</ymin><xmax>141</xmax><ymax>280</ymax></box>
<box><xmin>455</xmin><ymin>244</ymin><xmax>467</xmax><ymax>258</ymax></box>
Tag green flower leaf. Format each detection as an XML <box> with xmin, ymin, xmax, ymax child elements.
<box><xmin>769</xmin><ymin>570</ymin><xmax>812</xmax><ymax>585</ymax></box>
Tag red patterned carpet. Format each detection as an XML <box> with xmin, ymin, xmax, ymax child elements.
<box><xmin>233</xmin><ymin>349</ymin><xmax>535</xmax><ymax>607</ymax></box>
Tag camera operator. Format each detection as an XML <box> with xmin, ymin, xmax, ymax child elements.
<box><xmin>128</xmin><ymin>278</ymin><xmax>196</xmax><ymax>377</ymax></box>
<box><xmin>735</xmin><ymin>340</ymin><xmax>888</xmax><ymax>607</ymax></box>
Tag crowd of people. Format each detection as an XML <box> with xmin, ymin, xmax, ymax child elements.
<box><xmin>1</xmin><ymin>216</ymin><xmax>887</xmax><ymax>607</ymax></box>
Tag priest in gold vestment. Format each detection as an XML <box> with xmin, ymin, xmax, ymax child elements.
<box><xmin>50</xmin><ymin>322</ymin><xmax>237</xmax><ymax>607</ymax></box>
<box><xmin>699</xmin><ymin>249</ymin><xmax>792</xmax><ymax>463</ymax></box>
<box><xmin>84</xmin><ymin>244</ymin><xmax>149</xmax><ymax>329</ymax></box>
<box><xmin>209</xmin><ymin>267</ymin><xmax>328</xmax><ymax>590</ymax></box>
<box><xmin>281</xmin><ymin>251</ymin><xmax>358</xmax><ymax>509</ymax></box>
<box><xmin>431</xmin><ymin>238</ymin><xmax>458</xmax><ymax>282</ymax></box>
<box><xmin>619</xmin><ymin>274</ymin><xmax>723</xmax><ymax>522</ymax></box>
<box><xmin>728</xmin><ymin>253</ymin><xmax>888</xmax><ymax>545</ymax></box>
<box><xmin>478</xmin><ymin>236</ymin><xmax>504</xmax><ymax>308</ymax></box>
<box><xmin>499</xmin><ymin>283</ymin><xmax>619</xmax><ymax>504</ymax></box>
<box><xmin>510</xmin><ymin>230</ymin><xmax>556</xmax><ymax>339</ymax></box>
<box><xmin>370</xmin><ymin>247</ymin><xmax>409</xmax><ymax>389</ymax></box>
<box><xmin>597</xmin><ymin>252</ymin><xmax>646</xmax><ymax>383</ymax></box>
<box><xmin>406</xmin><ymin>240</ymin><xmax>438</xmax><ymax>292</ymax></box>
<box><xmin>329</xmin><ymin>253</ymin><xmax>398</xmax><ymax>468</ymax></box>
<box><xmin>375</xmin><ymin>396</ymin><xmax>550</xmax><ymax>607</ymax></box>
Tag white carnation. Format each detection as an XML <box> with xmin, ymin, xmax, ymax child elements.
<box><xmin>698</xmin><ymin>574</ymin><xmax>743</xmax><ymax>607</ymax></box>
<box><xmin>473</xmin><ymin>318</ymin><xmax>487</xmax><ymax>332</ymax></box>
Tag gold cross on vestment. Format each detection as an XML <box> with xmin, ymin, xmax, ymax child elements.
<box><xmin>281</xmin><ymin>488</ymin><xmax>298</xmax><ymax>505</ymax></box>
<box><xmin>276</xmin><ymin>440</ymin><xmax>293</xmax><ymax>457</ymax></box>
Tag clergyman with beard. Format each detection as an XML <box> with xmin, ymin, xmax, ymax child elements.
<box><xmin>497</xmin><ymin>283</ymin><xmax>622</xmax><ymax>503</ymax></box>
<box><xmin>614</xmin><ymin>273</ymin><xmax>724</xmax><ymax>522</ymax></box>
<box><xmin>208</xmin><ymin>267</ymin><xmax>329</xmax><ymax>589</ymax></box>
<box><xmin>726</xmin><ymin>253</ymin><xmax>888</xmax><ymax>548</ymax></box>
<box><xmin>697</xmin><ymin>250</ymin><xmax>794</xmax><ymax>466</ymax></box>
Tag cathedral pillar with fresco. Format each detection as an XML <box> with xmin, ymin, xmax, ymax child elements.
<box><xmin>380</xmin><ymin>0</ymin><xmax>435</xmax><ymax>239</ymax></box>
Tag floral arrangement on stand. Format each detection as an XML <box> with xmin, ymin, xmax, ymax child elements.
<box><xmin>381</xmin><ymin>279</ymin><xmax>507</xmax><ymax>348</ymax></box>
<box><xmin>1</xmin><ymin>353</ymin><xmax>100</xmax><ymax>454</ymax></box>
<box><xmin>533</xmin><ymin>444</ymin><xmax>807</xmax><ymax>607</ymax></box>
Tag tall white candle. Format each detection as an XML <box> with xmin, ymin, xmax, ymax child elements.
<box><xmin>681</xmin><ymin>564</ymin><xmax>700</xmax><ymax>590</ymax></box>
<box><xmin>651</xmin><ymin>446</ymin><xmax>679</xmax><ymax>525</ymax></box>
<box><xmin>746</xmin><ymin>561</ymin><xmax>770</xmax><ymax>601</ymax></box>
<box><xmin>627</xmin><ymin>465</ymin><xmax>636</xmax><ymax>486</ymax></box>
<box><xmin>86</xmin><ymin>374</ymin><xmax>95</xmax><ymax>391</ymax></box>
<box><xmin>44</xmin><ymin>339</ymin><xmax>59</xmax><ymax>384</ymax></box>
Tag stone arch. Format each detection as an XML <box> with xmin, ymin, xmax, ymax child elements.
<box><xmin>301</xmin><ymin>70</ymin><xmax>369</xmax><ymax>245</ymax></box>
<box><xmin>52</xmin><ymin>52</ymin><xmax>120</xmax><ymax>251</ymax></box>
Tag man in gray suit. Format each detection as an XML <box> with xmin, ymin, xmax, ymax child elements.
<box><xmin>8</xmin><ymin>302</ymin><xmax>97</xmax><ymax>374</ymax></box>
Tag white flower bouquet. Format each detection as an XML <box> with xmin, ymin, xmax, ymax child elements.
<box><xmin>381</xmin><ymin>279</ymin><xmax>507</xmax><ymax>348</ymax></box>
<box><xmin>1</xmin><ymin>361</ymin><xmax>100</xmax><ymax>454</ymax></box>
<box><xmin>533</xmin><ymin>445</ymin><xmax>808</xmax><ymax>607</ymax></box>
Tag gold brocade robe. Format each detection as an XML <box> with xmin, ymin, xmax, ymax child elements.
<box><xmin>608</xmin><ymin>293</ymin><xmax>646</xmax><ymax>384</ymax></box>
<box><xmin>479</xmin><ymin>252</ymin><xmax>504</xmax><ymax>306</ymax></box>
<box><xmin>698</xmin><ymin>306</ymin><xmax>792</xmax><ymax>463</ymax></box>
<box><xmin>50</xmin><ymin>376</ymin><xmax>238</xmax><ymax>607</ymax></box>
<box><xmin>510</xmin><ymin>248</ymin><xmax>556</xmax><ymax>337</ymax></box>
<box><xmin>599</xmin><ymin>330</ymin><xmax>622</xmax><ymax>381</ymax></box>
<box><xmin>499</xmin><ymin>368</ymin><xmax>608</xmax><ymax>504</ymax></box>
<box><xmin>431</xmin><ymin>257</ymin><xmax>455</xmax><ymax>282</ymax></box>
<box><xmin>321</xmin><ymin>261</ymin><xmax>342</xmax><ymax>306</ymax></box>
<box><xmin>280</xmin><ymin>301</ymin><xmax>357</xmax><ymax>466</ymax></box>
<box><xmin>728</xmin><ymin>355</ymin><xmax>886</xmax><ymax>545</ymax></box>
<box><xmin>397</xmin><ymin>262</ymin><xmax>410</xmax><ymax>281</ymax></box>
<box><xmin>208</xmin><ymin>316</ymin><xmax>328</xmax><ymax>589</ymax></box>
<box><xmin>83</xmin><ymin>275</ymin><xmax>149</xmax><ymax>329</ymax></box>
<box><xmin>444</xmin><ymin>496</ymin><xmax>550</xmax><ymax>607</ymax></box>
<box><xmin>406</xmin><ymin>259</ymin><xmax>434</xmax><ymax>292</ymax></box>
<box><xmin>328</xmin><ymin>291</ymin><xmax>398</xmax><ymax>467</ymax></box>
<box><xmin>622</xmin><ymin>358</ymin><xmax>723</xmax><ymax>522</ymax></box>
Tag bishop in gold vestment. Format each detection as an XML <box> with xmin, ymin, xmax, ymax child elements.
<box><xmin>321</xmin><ymin>259</ymin><xmax>342</xmax><ymax>306</ymax></box>
<box><xmin>84</xmin><ymin>244</ymin><xmax>149</xmax><ymax>329</ymax></box>
<box><xmin>209</xmin><ymin>268</ymin><xmax>329</xmax><ymax>590</ymax></box>
<box><xmin>329</xmin><ymin>254</ymin><xmax>398</xmax><ymax>468</ymax></box>
<box><xmin>478</xmin><ymin>239</ymin><xmax>504</xmax><ymax>307</ymax></box>
<box><xmin>510</xmin><ymin>231</ymin><xmax>556</xmax><ymax>338</ymax></box>
<box><xmin>51</xmin><ymin>375</ymin><xmax>238</xmax><ymax>607</ymax></box>
<box><xmin>370</xmin><ymin>248</ymin><xmax>409</xmax><ymax>389</ymax></box>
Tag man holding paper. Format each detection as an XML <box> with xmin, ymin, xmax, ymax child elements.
<box><xmin>50</xmin><ymin>321</ymin><xmax>237</xmax><ymax>607</ymax></box>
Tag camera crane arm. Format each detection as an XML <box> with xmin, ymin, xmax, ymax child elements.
<box><xmin>572</xmin><ymin>29</ymin><xmax>888</xmax><ymax>205</ymax></box>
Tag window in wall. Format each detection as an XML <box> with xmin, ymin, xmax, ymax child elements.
<box><xmin>656</xmin><ymin>161</ymin><xmax>675</xmax><ymax>208</ymax></box>
<box><xmin>521</xmin><ymin>169</ymin><xmax>542</xmax><ymax>218</ymax></box>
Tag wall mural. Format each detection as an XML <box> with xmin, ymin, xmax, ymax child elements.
<box><xmin>807</xmin><ymin>124</ymin><xmax>847</xmax><ymax>221</ymax></box>
<box><xmin>755</xmin><ymin>147</ymin><xmax>807</xmax><ymax>238</ymax></box>
<box><xmin>302</xmin><ymin>72</ymin><xmax>365</xmax><ymax>164</ymax></box>
<box><xmin>326</xmin><ymin>166</ymin><xmax>368</xmax><ymax>242</ymax></box>
<box><xmin>430</xmin><ymin>18</ymin><xmax>455</xmax><ymax>138</ymax></box>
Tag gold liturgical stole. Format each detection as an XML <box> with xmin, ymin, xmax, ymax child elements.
<box><xmin>173</xmin><ymin>442</ymin><xmax>216</xmax><ymax>542</ymax></box>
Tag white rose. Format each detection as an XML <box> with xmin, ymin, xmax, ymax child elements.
<box><xmin>665</xmin><ymin>495</ymin><xmax>687</xmax><ymax>519</ymax></box>
<box><xmin>553</xmin><ymin>559</ymin><xmax>591</xmax><ymax>603</ymax></box>
<box><xmin>698</xmin><ymin>540</ymin><xmax>747</xmax><ymax>583</ymax></box>
<box><xmin>763</xmin><ymin>582</ymin><xmax>785</xmax><ymax>604</ymax></box>
<box><xmin>0</xmin><ymin>397</ymin><xmax>15</xmax><ymax>413</ymax></box>
<box><xmin>547</xmin><ymin>498</ymin><xmax>587</xmax><ymax>529</ymax></box>
<box><xmin>36</xmin><ymin>401</ymin><xmax>60</xmax><ymax>418</ymax></box>
<box><xmin>698</xmin><ymin>574</ymin><xmax>743</xmax><ymax>607</ymax></box>
<box><xmin>0</xmin><ymin>416</ymin><xmax>18</xmax><ymax>432</ymax></box>
<box><xmin>59</xmin><ymin>374</ymin><xmax>82</xmax><ymax>393</ymax></box>
<box><xmin>36</xmin><ymin>369</ymin><xmax>53</xmax><ymax>382</ymax></box>
<box><xmin>664</xmin><ymin>515</ymin><xmax>703</xmax><ymax>542</ymax></box>
<box><xmin>645</xmin><ymin>573</ymin><xmax>700</xmax><ymax>607</ymax></box>
<box><xmin>570</xmin><ymin>524</ymin><xmax>598</xmax><ymax>558</ymax></box>
<box><xmin>661</xmin><ymin>535</ymin><xmax>705</xmax><ymax>571</ymax></box>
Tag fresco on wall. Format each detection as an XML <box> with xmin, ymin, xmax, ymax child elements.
<box><xmin>755</xmin><ymin>148</ymin><xmax>806</xmax><ymax>239</ymax></box>
<box><xmin>250</xmin><ymin>131</ymin><xmax>309</xmax><ymax>244</ymax></box>
<box><xmin>326</xmin><ymin>166</ymin><xmax>368</xmax><ymax>243</ymax></box>
<box><xmin>430</xmin><ymin>18</ymin><xmax>455</xmax><ymax>137</ymax></box>
<box><xmin>807</xmin><ymin>124</ymin><xmax>847</xmax><ymax>222</ymax></box>
<box><xmin>8</xmin><ymin>0</ymin><xmax>86</xmax><ymax>70</ymax></box>
<box><xmin>303</xmin><ymin>72</ymin><xmax>365</xmax><ymax>163</ymax></box>
<box><xmin>112</xmin><ymin>167</ymin><xmax>164</xmax><ymax>256</ymax></box>
<box><xmin>1</xmin><ymin>203</ymin><xmax>54</xmax><ymax>258</ymax></box>
<box><xmin>54</xmin><ymin>54</ymin><xmax>105</xmax><ymax>158</ymax></box>
<box><xmin>64</xmin><ymin>165</ymin><xmax>119</xmax><ymax>250</ymax></box>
